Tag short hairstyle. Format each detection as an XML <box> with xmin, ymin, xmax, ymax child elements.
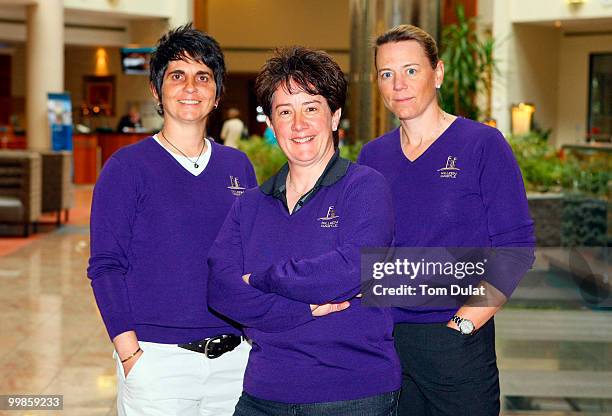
<box><xmin>255</xmin><ymin>46</ymin><xmax>347</xmax><ymax>119</ymax></box>
<box><xmin>374</xmin><ymin>24</ymin><xmax>439</xmax><ymax>69</ymax></box>
<box><xmin>149</xmin><ymin>23</ymin><xmax>226</xmax><ymax>115</ymax></box>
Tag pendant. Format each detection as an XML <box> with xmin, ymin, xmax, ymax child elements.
<box><xmin>194</xmin><ymin>163</ymin><xmax>199</xmax><ymax>169</ymax></box>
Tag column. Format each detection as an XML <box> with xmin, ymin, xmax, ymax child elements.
<box><xmin>26</xmin><ymin>0</ymin><xmax>64</xmax><ymax>150</ymax></box>
<box><xmin>349</xmin><ymin>0</ymin><xmax>440</xmax><ymax>142</ymax></box>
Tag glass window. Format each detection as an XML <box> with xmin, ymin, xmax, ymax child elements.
<box><xmin>587</xmin><ymin>53</ymin><xmax>612</xmax><ymax>143</ymax></box>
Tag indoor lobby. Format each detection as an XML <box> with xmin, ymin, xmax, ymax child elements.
<box><xmin>0</xmin><ymin>1</ymin><xmax>610</xmax><ymax>415</ymax></box>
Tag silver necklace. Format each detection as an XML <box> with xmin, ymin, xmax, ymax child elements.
<box><xmin>160</xmin><ymin>131</ymin><xmax>206</xmax><ymax>169</ymax></box>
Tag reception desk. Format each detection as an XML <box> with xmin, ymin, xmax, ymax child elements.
<box><xmin>73</xmin><ymin>132</ymin><xmax>150</xmax><ymax>184</ymax></box>
<box><xmin>98</xmin><ymin>132</ymin><xmax>150</xmax><ymax>167</ymax></box>
<box><xmin>0</xmin><ymin>132</ymin><xmax>151</xmax><ymax>185</ymax></box>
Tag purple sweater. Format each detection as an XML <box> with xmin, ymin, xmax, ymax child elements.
<box><xmin>358</xmin><ymin>118</ymin><xmax>535</xmax><ymax>324</ymax></box>
<box><xmin>207</xmin><ymin>160</ymin><xmax>401</xmax><ymax>403</ymax></box>
<box><xmin>87</xmin><ymin>138</ymin><xmax>257</xmax><ymax>343</ymax></box>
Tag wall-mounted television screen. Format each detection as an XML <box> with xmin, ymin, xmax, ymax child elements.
<box><xmin>120</xmin><ymin>47</ymin><xmax>155</xmax><ymax>75</ymax></box>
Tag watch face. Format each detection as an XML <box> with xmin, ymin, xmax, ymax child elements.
<box><xmin>459</xmin><ymin>320</ymin><xmax>475</xmax><ymax>334</ymax></box>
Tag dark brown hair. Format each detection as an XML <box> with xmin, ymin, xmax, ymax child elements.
<box><xmin>150</xmin><ymin>23</ymin><xmax>225</xmax><ymax>116</ymax></box>
<box><xmin>255</xmin><ymin>46</ymin><xmax>347</xmax><ymax>118</ymax></box>
<box><xmin>374</xmin><ymin>24</ymin><xmax>439</xmax><ymax>69</ymax></box>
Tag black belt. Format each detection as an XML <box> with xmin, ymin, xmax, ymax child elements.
<box><xmin>178</xmin><ymin>334</ymin><xmax>242</xmax><ymax>359</ymax></box>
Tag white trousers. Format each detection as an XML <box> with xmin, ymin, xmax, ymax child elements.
<box><xmin>114</xmin><ymin>340</ymin><xmax>250</xmax><ymax>416</ymax></box>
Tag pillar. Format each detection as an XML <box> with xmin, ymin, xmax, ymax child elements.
<box><xmin>26</xmin><ymin>0</ymin><xmax>64</xmax><ymax>150</ymax></box>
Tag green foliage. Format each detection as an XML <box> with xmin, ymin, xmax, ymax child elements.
<box><xmin>339</xmin><ymin>141</ymin><xmax>364</xmax><ymax>162</ymax></box>
<box><xmin>440</xmin><ymin>4</ymin><xmax>496</xmax><ymax>120</ymax></box>
<box><xmin>562</xmin><ymin>149</ymin><xmax>610</xmax><ymax>197</ymax></box>
<box><xmin>507</xmin><ymin>132</ymin><xmax>610</xmax><ymax>246</ymax></box>
<box><xmin>507</xmin><ymin>132</ymin><xmax>609</xmax><ymax>195</ymax></box>
<box><xmin>506</xmin><ymin>132</ymin><xmax>574</xmax><ymax>193</ymax></box>
<box><xmin>238</xmin><ymin>136</ymin><xmax>287</xmax><ymax>184</ymax></box>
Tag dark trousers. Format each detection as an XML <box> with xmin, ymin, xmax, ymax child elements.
<box><xmin>234</xmin><ymin>390</ymin><xmax>400</xmax><ymax>416</ymax></box>
<box><xmin>394</xmin><ymin>319</ymin><xmax>500</xmax><ymax>416</ymax></box>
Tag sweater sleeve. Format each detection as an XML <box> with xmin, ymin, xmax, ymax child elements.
<box><xmin>87</xmin><ymin>157</ymin><xmax>137</xmax><ymax>340</ymax></box>
<box><xmin>243</xmin><ymin>153</ymin><xmax>258</xmax><ymax>188</ymax></box>
<box><xmin>249</xmin><ymin>170</ymin><xmax>395</xmax><ymax>304</ymax></box>
<box><xmin>478</xmin><ymin>131</ymin><xmax>536</xmax><ymax>297</ymax></box>
<box><xmin>356</xmin><ymin>146</ymin><xmax>367</xmax><ymax>165</ymax></box>
<box><xmin>207</xmin><ymin>197</ymin><xmax>315</xmax><ymax>333</ymax></box>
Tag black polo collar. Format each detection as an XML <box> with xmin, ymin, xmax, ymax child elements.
<box><xmin>260</xmin><ymin>150</ymin><xmax>351</xmax><ymax>213</ymax></box>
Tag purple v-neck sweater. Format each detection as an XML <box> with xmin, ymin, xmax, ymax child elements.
<box><xmin>358</xmin><ymin>118</ymin><xmax>535</xmax><ymax>324</ymax></box>
<box><xmin>208</xmin><ymin>162</ymin><xmax>401</xmax><ymax>403</ymax></box>
<box><xmin>88</xmin><ymin>138</ymin><xmax>257</xmax><ymax>343</ymax></box>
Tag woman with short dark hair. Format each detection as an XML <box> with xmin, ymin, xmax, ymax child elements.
<box><xmin>88</xmin><ymin>24</ymin><xmax>257</xmax><ymax>415</ymax></box>
<box><xmin>208</xmin><ymin>46</ymin><xmax>401</xmax><ymax>415</ymax></box>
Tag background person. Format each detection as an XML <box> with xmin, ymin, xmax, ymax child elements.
<box><xmin>116</xmin><ymin>105</ymin><xmax>143</xmax><ymax>132</ymax></box>
<box><xmin>220</xmin><ymin>107</ymin><xmax>244</xmax><ymax>148</ymax></box>
<box><xmin>88</xmin><ymin>24</ymin><xmax>257</xmax><ymax>416</ymax></box>
<box><xmin>358</xmin><ymin>24</ymin><xmax>535</xmax><ymax>416</ymax></box>
<box><xmin>208</xmin><ymin>46</ymin><xmax>401</xmax><ymax>416</ymax></box>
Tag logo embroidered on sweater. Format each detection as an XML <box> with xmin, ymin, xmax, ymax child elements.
<box><xmin>318</xmin><ymin>206</ymin><xmax>339</xmax><ymax>228</ymax></box>
<box><xmin>437</xmin><ymin>156</ymin><xmax>460</xmax><ymax>178</ymax></box>
<box><xmin>227</xmin><ymin>176</ymin><xmax>246</xmax><ymax>196</ymax></box>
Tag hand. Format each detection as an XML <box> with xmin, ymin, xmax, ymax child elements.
<box><xmin>112</xmin><ymin>331</ymin><xmax>141</xmax><ymax>378</ymax></box>
<box><xmin>121</xmin><ymin>349</ymin><xmax>143</xmax><ymax>378</ymax></box>
<box><xmin>310</xmin><ymin>301</ymin><xmax>350</xmax><ymax>317</ymax></box>
<box><xmin>242</xmin><ymin>273</ymin><xmax>251</xmax><ymax>285</ymax></box>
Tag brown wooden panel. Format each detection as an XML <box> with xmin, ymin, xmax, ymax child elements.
<box><xmin>73</xmin><ymin>134</ymin><xmax>98</xmax><ymax>184</ymax></box>
<box><xmin>98</xmin><ymin>133</ymin><xmax>149</xmax><ymax>167</ymax></box>
<box><xmin>442</xmin><ymin>0</ymin><xmax>477</xmax><ymax>26</ymax></box>
<box><xmin>193</xmin><ymin>0</ymin><xmax>208</xmax><ymax>32</ymax></box>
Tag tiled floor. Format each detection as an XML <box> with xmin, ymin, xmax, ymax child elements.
<box><xmin>0</xmin><ymin>187</ymin><xmax>116</xmax><ymax>416</ymax></box>
<box><xmin>0</xmin><ymin>187</ymin><xmax>610</xmax><ymax>415</ymax></box>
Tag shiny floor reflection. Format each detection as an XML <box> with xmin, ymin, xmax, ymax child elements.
<box><xmin>0</xmin><ymin>187</ymin><xmax>117</xmax><ymax>416</ymax></box>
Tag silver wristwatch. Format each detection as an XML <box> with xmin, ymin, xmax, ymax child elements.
<box><xmin>451</xmin><ymin>315</ymin><xmax>475</xmax><ymax>335</ymax></box>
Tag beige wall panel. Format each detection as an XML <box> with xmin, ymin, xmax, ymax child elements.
<box><xmin>11</xmin><ymin>44</ymin><xmax>26</xmax><ymax>97</ymax></box>
<box><xmin>556</xmin><ymin>34</ymin><xmax>612</xmax><ymax>146</ymax></box>
<box><xmin>65</xmin><ymin>27</ymin><xmax>130</xmax><ymax>46</ymax></box>
<box><xmin>206</xmin><ymin>0</ymin><xmax>350</xmax><ymax>50</ymax></box>
<box><xmin>63</xmin><ymin>0</ymin><xmax>177</xmax><ymax>18</ymax></box>
<box><xmin>0</xmin><ymin>22</ymin><xmax>26</xmax><ymax>42</ymax></box>
<box><xmin>224</xmin><ymin>50</ymin><xmax>350</xmax><ymax>74</ymax></box>
<box><xmin>129</xmin><ymin>19</ymin><xmax>170</xmax><ymax>45</ymax></box>
<box><xmin>507</xmin><ymin>25</ymin><xmax>561</xmax><ymax>141</ymax></box>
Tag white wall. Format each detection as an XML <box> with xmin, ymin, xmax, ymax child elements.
<box><xmin>63</xmin><ymin>0</ymin><xmax>181</xmax><ymax>19</ymax></box>
<box><xmin>507</xmin><ymin>24</ymin><xmax>561</xmax><ymax>141</ymax></box>
<box><xmin>493</xmin><ymin>23</ymin><xmax>560</xmax><ymax>138</ymax></box>
<box><xmin>509</xmin><ymin>0</ymin><xmax>612</xmax><ymax>23</ymax></box>
<box><xmin>556</xmin><ymin>34</ymin><xmax>612</xmax><ymax>146</ymax></box>
<box><xmin>491</xmin><ymin>0</ymin><xmax>612</xmax><ymax>145</ymax></box>
<box><xmin>491</xmin><ymin>0</ymin><xmax>513</xmax><ymax>134</ymax></box>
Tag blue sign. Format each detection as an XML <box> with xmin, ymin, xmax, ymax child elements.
<box><xmin>47</xmin><ymin>92</ymin><xmax>73</xmax><ymax>151</ymax></box>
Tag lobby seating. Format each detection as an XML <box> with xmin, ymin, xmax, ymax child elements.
<box><xmin>40</xmin><ymin>150</ymin><xmax>73</xmax><ymax>225</ymax></box>
<box><xmin>0</xmin><ymin>150</ymin><xmax>42</xmax><ymax>236</ymax></box>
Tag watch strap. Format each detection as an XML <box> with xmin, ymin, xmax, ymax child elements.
<box><xmin>451</xmin><ymin>315</ymin><xmax>463</xmax><ymax>326</ymax></box>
